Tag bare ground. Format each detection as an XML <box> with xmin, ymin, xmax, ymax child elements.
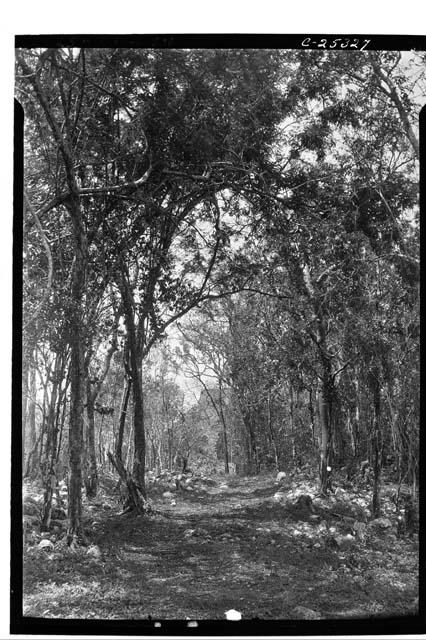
<box><xmin>23</xmin><ymin>473</ymin><xmax>419</xmax><ymax>621</ymax></box>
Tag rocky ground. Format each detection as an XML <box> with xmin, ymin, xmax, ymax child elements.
<box><xmin>22</xmin><ymin>471</ymin><xmax>419</xmax><ymax>622</ymax></box>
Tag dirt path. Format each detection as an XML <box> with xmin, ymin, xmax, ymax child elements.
<box><xmin>23</xmin><ymin>474</ymin><xmax>418</xmax><ymax>620</ymax></box>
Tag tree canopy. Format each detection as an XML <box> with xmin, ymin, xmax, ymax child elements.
<box><xmin>17</xmin><ymin>46</ymin><xmax>421</xmax><ymax>543</ymax></box>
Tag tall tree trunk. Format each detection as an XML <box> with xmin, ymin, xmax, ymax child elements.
<box><xmin>25</xmin><ymin>359</ymin><xmax>39</xmax><ymax>477</ymax></box>
<box><xmin>41</xmin><ymin>352</ymin><xmax>63</xmax><ymax>529</ymax></box>
<box><xmin>167</xmin><ymin>425</ymin><xmax>173</xmax><ymax>471</ymax></box>
<box><xmin>108</xmin><ymin>377</ymin><xmax>144</xmax><ymax>513</ymax></box>
<box><xmin>371</xmin><ymin>373</ymin><xmax>383</xmax><ymax>517</ymax></box>
<box><xmin>318</xmin><ymin>386</ymin><xmax>330</xmax><ymax>494</ymax></box>
<box><xmin>117</xmin><ymin>266</ymin><xmax>148</xmax><ymax>511</ymax></box>
<box><xmin>131</xmin><ymin>360</ymin><xmax>146</xmax><ymax>499</ymax></box>
<box><xmin>84</xmin><ymin>312</ymin><xmax>118</xmax><ymax>496</ymax></box>
<box><xmin>318</xmin><ymin>363</ymin><xmax>334</xmax><ymax>495</ymax></box>
<box><xmin>67</xmin><ymin>207</ymin><xmax>87</xmax><ymax>544</ymax></box>
<box><xmin>289</xmin><ymin>384</ymin><xmax>296</xmax><ymax>465</ymax></box>
<box><xmin>308</xmin><ymin>390</ymin><xmax>317</xmax><ymax>456</ymax></box>
<box><xmin>267</xmin><ymin>390</ymin><xmax>279</xmax><ymax>472</ymax></box>
<box><xmin>301</xmin><ymin>263</ymin><xmax>336</xmax><ymax>494</ymax></box>
<box><xmin>218</xmin><ymin>382</ymin><xmax>230</xmax><ymax>474</ymax></box>
<box><xmin>22</xmin><ymin>354</ymin><xmax>29</xmax><ymax>468</ymax></box>
<box><xmin>98</xmin><ymin>415</ymin><xmax>105</xmax><ymax>467</ymax></box>
<box><xmin>84</xmin><ymin>379</ymin><xmax>98</xmax><ymax>498</ymax></box>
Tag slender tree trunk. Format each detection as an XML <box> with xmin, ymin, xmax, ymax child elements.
<box><xmin>55</xmin><ymin>386</ymin><xmax>68</xmax><ymax>481</ymax></box>
<box><xmin>85</xmin><ymin>379</ymin><xmax>98</xmax><ymax>498</ymax></box>
<box><xmin>318</xmin><ymin>365</ymin><xmax>334</xmax><ymax>495</ymax></box>
<box><xmin>98</xmin><ymin>415</ymin><xmax>105</xmax><ymax>466</ymax></box>
<box><xmin>125</xmin><ymin>414</ymin><xmax>134</xmax><ymax>470</ymax></box>
<box><xmin>157</xmin><ymin>443</ymin><xmax>163</xmax><ymax>472</ymax></box>
<box><xmin>108</xmin><ymin>377</ymin><xmax>144</xmax><ymax>513</ymax></box>
<box><xmin>26</xmin><ymin>361</ymin><xmax>38</xmax><ymax>476</ymax></box>
<box><xmin>368</xmin><ymin>54</ymin><xmax>419</xmax><ymax>156</ymax></box>
<box><xmin>41</xmin><ymin>352</ymin><xmax>63</xmax><ymax>529</ymax></box>
<box><xmin>267</xmin><ymin>390</ymin><xmax>279</xmax><ymax>472</ymax></box>
<box><xmin>371</xmin><ymin>374</ymin><xmax>383</xmax><ymax>517</ymax></box>
<box><xmin>301</xmin><ymin>263</ymin><xmax>334</xmax><ymax>493</ymax></box>
<box><xmin>218</xmin><ymin>382</ymin><xmax>230</xmax><ymax>474</ymax></box>
<box><xmin>318</xmin><ymin>387</ymin><xmax>330</xmax><ymax>494</ymax></box>
<box><xmin>67</xmin><ymin>210</ymin><xmax>87</xmax><ymax>544</ymax></box>
<box><xmin>118</xmin><ymin>268</ymin><xmax>147</xmax><ymax>510</ymax></box>
<box><xmin>309</xmin><ymin>390</ymin><xmax>316</xmax><ymax>455</ymax></box>
<box><xmin>289</xmin><ymin>384</ymin><xmax>296</xmax><ymax>465</ymax></box>
<box><xmin>132</xmin><ymin>364</ymin><xmax>147</xmax><ymax>498</ymax></box>
<box><xmin>22</xmin><ymin>342</ymin><xmax>32</xmax><ymax>468</ymax></box>
<box><xmin>167</xmin><ymin>425</ymin><xmax>173</xmax><ymax>471</ymax></box>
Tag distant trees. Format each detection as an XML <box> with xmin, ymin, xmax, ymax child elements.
<box><xmin>172</xmin><ymin>49</ymin><xmax>420</xmax><ymax>508</ymax></box>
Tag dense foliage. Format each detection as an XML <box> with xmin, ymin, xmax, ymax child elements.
<box><xmin>17</xmin><ymin>47</ymin><xmax>421</xmax><ymax>543</ymax></box>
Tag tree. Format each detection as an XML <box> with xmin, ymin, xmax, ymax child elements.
<box><xmin>17</xmin><ymin>47</ymin><xmax>288</xmax><ymax>521</ymax></box>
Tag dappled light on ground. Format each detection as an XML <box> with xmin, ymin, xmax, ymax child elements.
<box><xmin>23</xmin><ymin>472</ymin><xmax>418</xmax><ymax>620</ymax></box>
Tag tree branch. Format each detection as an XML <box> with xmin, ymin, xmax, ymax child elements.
<box><xmin>24</xmin><ymin>190</ymin><xmax>54</xmax><ymax>328</ymax></box>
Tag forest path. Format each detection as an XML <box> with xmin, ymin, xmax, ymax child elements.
<box><xmin>23</xmin><ymin>473</ymin><xmax>418</xmax><ymax>621</ymax></box>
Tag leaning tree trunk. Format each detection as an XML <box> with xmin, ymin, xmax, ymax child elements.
<box><xmin>108</xmin><ymin>375</ymin><xmax>148</xmax><ymax>514</ymax></box>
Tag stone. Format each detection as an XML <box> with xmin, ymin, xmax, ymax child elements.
<box><xmin>294</xmin><ymin>606</ymin><xmax>322</xmax><ymax>620</ymax></box>
<box><xmin>335</xmin><ymin>533</ymin><xmax>355</xmax><ymax>549</ymax></box>
<box><xmin>369</xmin><ymin>517</ymin><xmax>393</xmax><ymax>529</ymax></box>
<box><xmin>273</xmin><ymin>492</ymin><xmax>285</xmax><ymax>502</ymax></box>
<box><xmin>38</xmin><ymin>539</ymin><xmax>54</xmax><ymax>550</ymax></box>
<box><xmin>86</xmin><ymin>545</ymin><xmax>102</xmax><ymax>559</ymax></box>
<box><xmin>353</xmin><ymin>521</ymin><xmax>367</xmax><ymax>539</ymax></box>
